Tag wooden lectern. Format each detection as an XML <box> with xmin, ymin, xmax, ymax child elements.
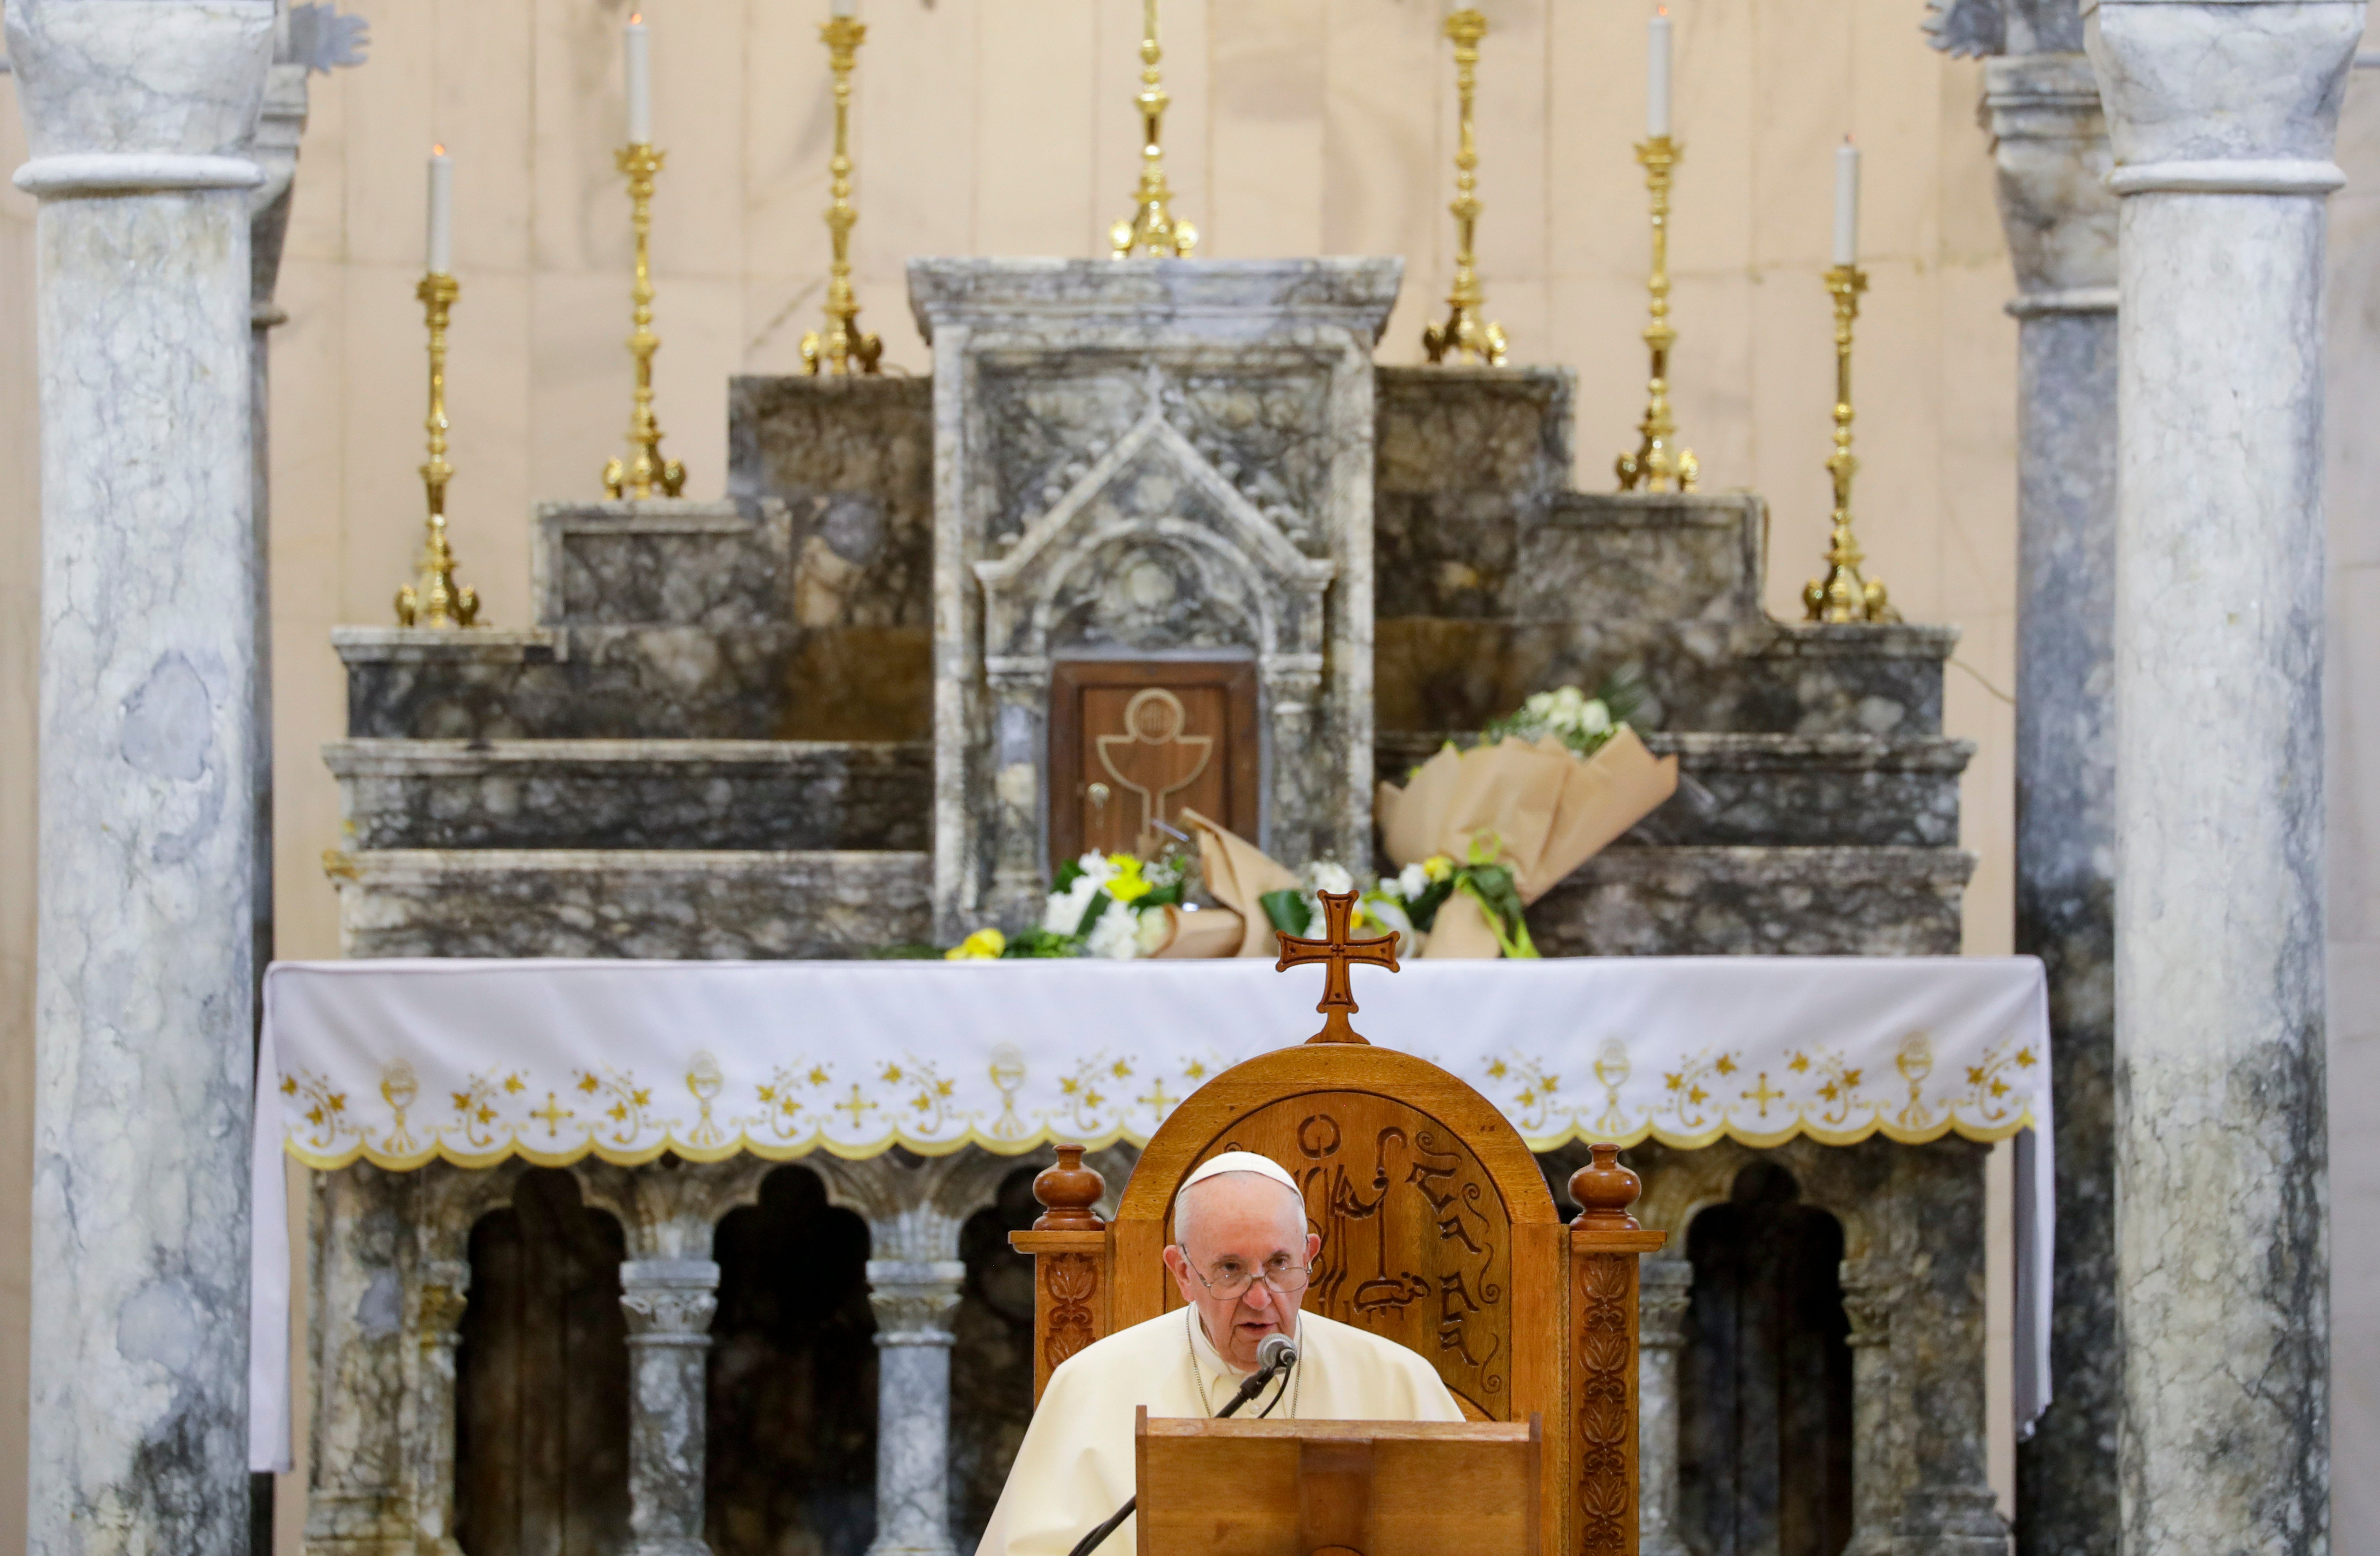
<box><xmin>1012</xmin><ymin>894</ymin><xmax>1669</xmax><ymax>1556</ymax></box>
<box><xmin>1134</xmin><ymin>1411</ymin><xmax>1542</xmax><ymax>1556</ymax></box>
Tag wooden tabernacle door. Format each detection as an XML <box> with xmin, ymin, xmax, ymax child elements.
<box><xmin>1049</xmin><ymin>658</ymin><xmax>1260</xmax><ymax>861</ymax></box>
<box><xmin>1012</xmin><ymin>895</ymin><xmax>1667</xmax><ymax>1556</ymax></box>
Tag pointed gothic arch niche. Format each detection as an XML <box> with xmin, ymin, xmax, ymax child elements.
<box><xmin>456</xmin><ymin>1166</ymin><xmax>632</xmax><ymax>1556</ymax></box>
<box><xmin>1679</xmin><ymin>1162</ymin><xmax>1856</xmax><ymax>1556</ymax></box>
<box><xmin>706</xmin><ymin>1164</ymin><xmax>878</xmax><ymax>1556</ymax></box>
<box><xmin>949</xmin><ymin>1162</ymin><xmax>1049</xmax><ymax>1549</ymax></box>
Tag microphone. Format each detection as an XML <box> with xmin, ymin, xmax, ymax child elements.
<box><xmin>1063</xmin><ymin>1329</ymin><xmax>1302</xmax><ymax>1556</ymax></box>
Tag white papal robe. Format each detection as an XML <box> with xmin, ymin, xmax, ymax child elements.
<box><xmin>976</xmin><ymin>1307</ymin><xmax>1466</xmax><ymax>1556</ymax></box>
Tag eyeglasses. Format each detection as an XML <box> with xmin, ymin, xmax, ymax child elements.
<box><xmin>1177</xmin><ymin>1248</ymin><xmax>1312</xmax><ymax>1302</ymax></box>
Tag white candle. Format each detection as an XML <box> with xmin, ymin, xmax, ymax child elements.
<box><xmin>425</xmin><ymin>145</ymin><xmax>453</xmax><ymax>275</ymax></box>
<box><xmin>1832</xmin><ymin>137</ymin><xmax>1860</xmax><ymax>266</ymax></box>
<box><xmin>1647</xmin><ymin>9</ymin><xmax>1672</xmax><ymax>139</ymax></box>
<box><xmin>625</xmin><ymin>13</ymin><xmax>652</xmax><ymax>144</ymax></box>
<box><xmin>831</xmin><ymin>0</ymin><xmax>854</xmax><ymax>15</ymax></box>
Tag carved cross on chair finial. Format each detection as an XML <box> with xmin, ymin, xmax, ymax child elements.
<box><xmin>1274</xmin><ymin>889</ymin><xmax>1400</xmax><ymax>1045</ymax></box>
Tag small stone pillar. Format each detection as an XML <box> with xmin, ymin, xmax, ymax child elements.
<box><xmin>620</xmin><ymin>1258</ymin><xmax>724</xmax><ymax>1556</ymax></box>
<box><xmin>1982</xmin><ymin>51</ymin><xmax>2125</xmax><ymax>1556</ymax></box>
<box><xmin>865</xmin><ymin>1256</ymin><xmax>968</xmax><ymax>1556</ymax></box>
<box><xmin>2085</xmin><ymin>0</ymin><xmax>2356</xmax><ymax>1546</ymax></box>
<box><xmin>1837</xmin><ymin>1257</ymin><xmax>1898</xmax><ymax>1556</ymax></box>
<box><xmin>414</xmin><ymin>1259</ymin><xmax>472</xmax><ymax>1556</ymax></box>
<box><xmin>9</xmin><ymin>3</ymin><xmax>277</xmax><ymax>1551</ymax></box>
<box><xmin>1634</xmin><ymin>1259</ymin><xmax>1694</xmax><ymax>1556</ymax></box>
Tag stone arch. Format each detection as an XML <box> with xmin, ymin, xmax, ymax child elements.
<box><xmin>1675</xmin><ymin>1158</ymin><xmax>1857</xmax><ymax>1556</ymax></box>
<box><xmin>708</xmin><ymin>1162</ymin><xmax>879</xmax><ymax>1556</ymax></box>
<box><xmin>453</xmin><ymin>1165</ymin><xmax>633</xmax><ymax>1556</ymax></box>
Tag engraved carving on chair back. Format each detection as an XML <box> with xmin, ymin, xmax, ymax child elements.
<box><xmin>1166</xmin><ymin>1093</ymin><xmax>1516</xmax><ymax>1422</ymax></box>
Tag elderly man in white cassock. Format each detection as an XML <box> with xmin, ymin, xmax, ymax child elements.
<box><xmin>977</xmin><ymin>1151</ymin><xmax>1464</xmax><ymax>1556</ymax></box>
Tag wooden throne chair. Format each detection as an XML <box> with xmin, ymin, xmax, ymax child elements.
<box><xmin>1011</xmin><ymin>897</ymin><xmax>1669</xmax><ymax>1556</ymax></box>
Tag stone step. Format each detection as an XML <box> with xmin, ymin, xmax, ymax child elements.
<box><xmin>325</xmin><ymin>850</ymin><xmax>931</xmax><ymax>960</ymax></box>
<box><xmin>335</xmin><ymin>626</ymin><xmax>930</xmax><ymax>743</ymax></box>
<box><xmin>321</xmin><ymin>844</ymin><xmax>1959</xmax><ymax>961</ymax></box>
<box><xmin>1375</xmin><ymin>617</ymin><xmax>1955</xmax><ymax>739</ymax></box>
<box><xmin>325</xmin><ymin>739</ymin><xmax>930</xmax><ymax>852</ymax></box>
<box><xmin>1528</xmin><ymin>846</ymin><xmax>1973</xmax><ymax>957</ymax></box>
<box><xmin>1377</xmin><ymin>731</ymin><xmax>1973</xmax><ymax>849</ymax></box>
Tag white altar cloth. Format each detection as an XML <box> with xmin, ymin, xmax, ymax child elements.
<box><xmin>251</xmin><ymin>954</ymin><xmax>2052</xmax><ymax>1470</ymax></box>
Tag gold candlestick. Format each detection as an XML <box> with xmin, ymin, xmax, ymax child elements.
<box><xmin>1110</xmin><ymin>0</ymin><xmax>1196</xmax><ymax>258</ymax></box>
<box><xmin>1422</xmin><ymin>7</ymin><xmax>1507</xmax><ymax>367</ymax></box>
<box><xmin>601</xmin><ymin>142</ymin><xmax>687</xmax><ymax>500</ymax></box>
<box><xmin>800</xmin><ymin>15</ymin><xmax>882</xmax><ymax>375</ymax></box>
<box><xmin>1615</xmin><ymin>136</ymin><xmax>1697</xmax><ymax>491</ymax></box>
<box><xmin>1803</xmin><ymin>264</ymin><xmax>1895</xmax><ymax>623</ymax></box>
<box><xmin>396</xmin><ymin>271</ymin><xmax>482</xmax><ymax>629</ymax></box>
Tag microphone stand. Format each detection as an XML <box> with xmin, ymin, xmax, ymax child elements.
<box><xmin>1062</xmin><ymin>1347</ymin><xmax>1294</xmax><ymax>1556</ymax></box>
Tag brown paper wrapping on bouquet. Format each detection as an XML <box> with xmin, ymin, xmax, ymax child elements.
<box><xmin>1148</xmin><ymin>903</ymin><xmax>1247</xmax><ymax>960</ymax></box>
<box><xmin>1179</xmin><ymin>808</ymin><xmax>1301</xmax><ymax>957</ymax></box>
<box><xmin>1376</xmin><ymin>728</ymin><xmax>1680</xmax><ymax>958</ymax></box>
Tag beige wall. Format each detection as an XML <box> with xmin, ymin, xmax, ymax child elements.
<box><xmin>0</xmin><ymin>0</ymin><xmax>2047</xmax><ymax>1545</ymax></box>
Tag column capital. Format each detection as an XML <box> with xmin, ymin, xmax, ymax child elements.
<box><xmin>1838</xmin><ymin>1256</ymin><xmax>1898</xmax><ymax>1348</ymax></box>
<box><xmin>1984</xmin><ymin>53</ymin><xmax>2118</xmax><ymax>302</ymax></box>
<box><xmin>1637</xmin><ymin>1258</ymin><xmax>1695</xmax><ymax>1350</ymax></box>
<box><xmin>5</xmin><ymin>0</ymin><xmax>275</xmax><ymax>198</ymax></box>
<box><xmin>2083</xmin><ymin>0</ymin><xmax>2362</xmax><ymax>178</ymax></box>
<box><xmin>621</xmin><ymin>1257</ymin><xmax>721</xmax><ymax>1343</ymax></box>
<box><xmin>867</xmin><ymin>1258</ymin><xmax>967</xmax><ymax>1343</ymax></box>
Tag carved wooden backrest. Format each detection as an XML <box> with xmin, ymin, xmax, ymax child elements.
<box><xmin>1013</xmin><ymin>1042</ymin><xmax>1665</xmax><ymax>1556</ymax></box>
<box><xmin>1113</xmin><ymin>1046</ymin><xmax>1556</xmax><ymax>1425</ymax></box>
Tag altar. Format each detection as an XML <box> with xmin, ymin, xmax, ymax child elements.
<box><xmin>285</xmin><ymin>43</ymin><xmax>2020</xmax><ymax>1556</ymax></box>
<box><xmin>264</xmin><ymin>954</ymin><xmax>2045</xmax><ymax>1556</ymax></box>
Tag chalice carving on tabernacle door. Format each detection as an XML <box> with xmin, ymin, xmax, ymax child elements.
<box><xmin>1093</xmin><ymin>688</ymin><xmax>1213</xmax><ymax>855</ymax></box>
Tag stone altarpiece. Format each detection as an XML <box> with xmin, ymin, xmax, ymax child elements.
<box><xmin>309</xmin><ymin>258</ymin><xmax>2003</xmax><ymax>1556</ymax></box>
<box><xmin>913</xmin><ymin>259</ymin><xmax>1387</xmax><ymax>938</ymax></box>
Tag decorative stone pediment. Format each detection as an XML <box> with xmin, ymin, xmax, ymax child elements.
<box><xmin>973</xmin><ymin>404</ymin><xmax>1335</xmax><ymax>668</ymax></box>
<box><xmin>913</xmin><ymin>256</ymin><xmax>1398</xmax><ymax>936</ymax></box>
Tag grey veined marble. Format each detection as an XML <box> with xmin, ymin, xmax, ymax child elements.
<box><xmin>909</xmin><ymin>257</ymin><xmax>1398</xmax><ymax>940</ymax></box>
<box><xmin>1978</xmin><ymin>48</ymin><xmax>2126</xmax><ymax>1556</ymax></box>
<box><xmin>2086</xmin><ymin>0</ymin><xmax>2358</xmax><ymax>1549</ymax></box>
<box><xmin>9</xmin><ymin>1</ymin><xmax>279</xmax><ymax>1552</ymax></box>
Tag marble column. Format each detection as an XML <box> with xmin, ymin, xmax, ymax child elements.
<box><xmin>985</xmin><ymin>660</ymin><xmax>1049</xmax><ymax>930</ymax></box>
<box><xmin>1891</xmin><ymin>1146</ymin><xmax>2006</xmax><ymax>1556</ymax></box>
<box><xmin>412</xmin><ymin>1258</ymin><xmax>471</xmax><ymax>1556</ymax></box>
<box><xmin>303</xmin><ymin>1166</ymin><xmax>415</xmax><ymax>1556</ymax></box>
<box><xmin>1634</xmin><ymin>1258</ymin><xmax>1693</xmax><ymax>1556</ymax></box>
<box><xmin>813</xmin><ymin>1149</ymin><xmax>1018</xmax><ymax>1556</ymax></box>
<box><xmin>2085</xmin><ymin>0</ymin><xmax>2356</xmax><ymax>1548</ymax></box>
<box><xmin>9</xmin><ymin>4</ymin><xmax>277</xmax><ymax>1553</ymax></box>
<box><xmin>1837</xmin><ymin>1257</ymin><xmax>1899</xmax><ymax>1556</ymax></box>
<box><xmin>620</xmin><ymin>1258</ymin><xmax>724</xmax><ymax>1556</ymax></box>
<box><xmin>1983</xmin><ymin>50</ymin><xmax>2124</xmax><ymax>1556</ymax></box>
<box><xmin>865</xmin><ymin>1256</ymin><xmax>967</xmax><ymax>1556</ymax></box>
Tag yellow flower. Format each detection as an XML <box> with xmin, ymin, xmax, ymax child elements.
<box><xmin>1423</xmin><ymin>854</ymin><xmax>1456</xmax><ymax>883</ymax></box>
<box><xmin>946</xmin><ymin>927</ymin><xmax>1007</xmax><ymax>960</ymax></box>
<box><xmin>1105</xmin><ymin>856</ymin><xmax>1154</xmax><ymax>904</ymax></box>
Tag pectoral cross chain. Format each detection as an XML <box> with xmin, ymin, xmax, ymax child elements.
<box><xmin>1275</xmin><ymin>889</ymin><xmax>1400</xmax><ymax>1045</ymax></box>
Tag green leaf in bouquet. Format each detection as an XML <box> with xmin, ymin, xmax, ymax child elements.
<box><xmin>1400</xmin><ymin>877</ymin><xmax>1455</xmax><ymax>931</ymax></box>
<box><xmin>1456</xmin><ymin>861</ymin><xmax>1539</xmax><ymax>959</ymax></box>
<box><xmin>1259</xmin><ymin>889</ymin><xmax>1313</xmax><ymax>936</ymax></box>
<box><xmin>1595</xmin><ymin>662</ymin><xmax>1651</xmax><ymax>731</ymax></box>
<box><xmin>1002</xmin><ymin>927</ymin><xmax>1083</xmax><ymax>958</ymax></box>
<box><xmin>1052</xmin><ymin>857</ymin><xmax>1088</xmax><ymax>894</ymax></box>
<box><xmin>1075</xmin><ymin>889</ymin><xmax>1114</xmax><ymax>937</ymax></box>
